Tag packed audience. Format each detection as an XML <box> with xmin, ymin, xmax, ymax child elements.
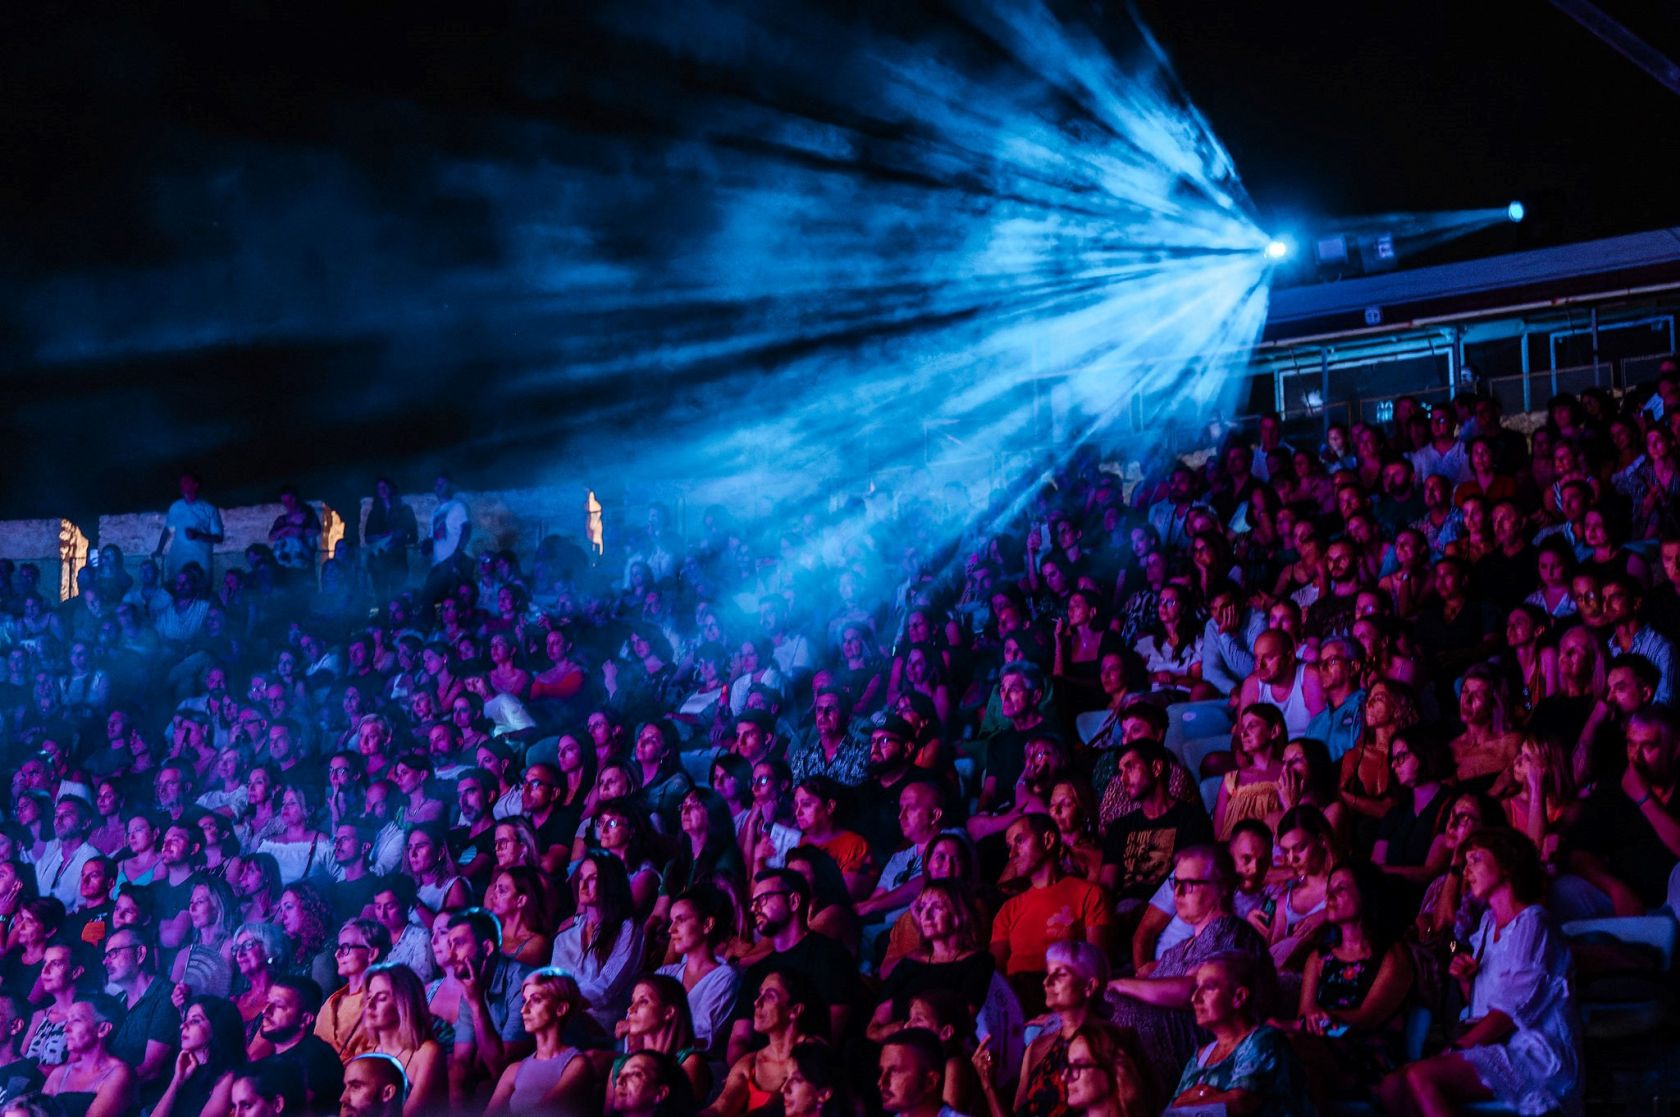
<box><xmin>4</xmin><ymin>373</ymin><xmax>1680</xmax><ymax>1116</ymax></box>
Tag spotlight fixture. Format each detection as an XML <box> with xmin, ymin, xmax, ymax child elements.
<box><xmin>1507</xmin><ymin>200</ymin><xmax>1526</xmax><ymax>224</ymax></box>
<box><xmin>1264</xmin><ymin>239</ymin><xmax>1291</xmax><ymax>260</ymax></box>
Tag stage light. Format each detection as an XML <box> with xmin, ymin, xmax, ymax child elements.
<box><xmin>1264</xmin><ymin>239</ymin><xmax>1291</xmax><ymax>260</ymax></box>
<box><xmin>1507</xmin><ymin>201</ymin><xmax>1526</xmax><ymax>224</ymax></box>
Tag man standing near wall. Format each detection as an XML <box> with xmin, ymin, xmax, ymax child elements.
<box><xmin>153</xmin><ymin>472</ymin><xmax>223</xmax><ymax>581</ymax></box>
<box><xmin>423</xmin><ymin>473</ymin><xmax>471</xmax><ymax>611</ymax></box>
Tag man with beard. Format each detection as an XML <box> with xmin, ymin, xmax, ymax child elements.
<box><xmin>1561</xmin><ymin>705</ymin><xmax>1680</xmax><ymax>919</ymax></box>
<box><xmin>1099</xmin><ymin>741</ymin><xmax>1213</xmax><ymax>908</ymax></box>
<box><xmin>1305</xmin><ymin>539</ymin><xmax>1363</xmax><ymax>642</ymax></box>
<box><xmin>726</xmin><ymin>869</ymin><xmax>863</xmax><ymax>1066</ymax></box>
<box><xmin>990</xmin><ymin>814</ymin><xmax>1112</xmax><ymax>1014</ymax></box>
<box><xmin>322</xmin><ymin>821</ymin><xmax>381</xmax><ymax>921</ymax></box>
<box><xmin>152</xmin><ymin>762</ymin><xmax>193</xmax><ymax>828</ymax></box>
<box><xmin>1574</xmin><ymin>656</ymin><xmax>1658</xmax><ymax>788</ymax></box>
<box><xmin>787</xmin><ymin>686</ymin><xmax>870</xmax><ymax>787</ymax></box>
<box><xmin>34</xmin><ymin>795</ymin><xmax>98</xmax><ymax>909</ymax></box>
<box><xmin>854</xmin><ymin>716</ymin><xmax>923</xmax><ymax>859</ymax></box>
<box><xmin>441</xmin><ymin>908</ymin><xmax>532</xmax><ymax>1094</ymax></box>
<box><xmin>251</xmin><ymin>976</ymin><xmax>344</xmax><ymax>1108</ymax></box>
<box><xmin>339</xmin><ymin>1053</ymin><xmax>406</xmax><ymax>1117</ymax></box>
<box><xmin>155</xmin><ymin>821</ymin><xmax>202</xmax><ymax>949</ymax></box>
<box><xmin>976</xmin><ymin>663</ymin><xmax>1051</xmax><ymax>813</ymax></box>
<box><xmin>447</xmin><ymin>767</ymin><xmax>498</xmax><ymax>886</ymax></box>
<box><xmin>517</xmin><ymin>762</ymin><xmax>574</xmax><ymax>874</ymax></box>
<box><xmin>101</xmin><ymin>926</ymin><xmax>177</xmax><ymax>1106</ymax></box>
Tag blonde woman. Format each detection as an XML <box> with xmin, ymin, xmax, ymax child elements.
<box><xmin>359</xmin><ymin>962</ymin><xmax>444</xmax><ymax>1115</ymax></box>
<box><xmin>486</xmin><ymin>969</ymin><xmax>595</xmax><ymax>1117</ymax></box>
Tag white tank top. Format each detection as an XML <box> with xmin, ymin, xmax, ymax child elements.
<box><xmin>1258</xmin><ymin>664</ymin><xmax>1313</xmax><ymax>738</ymax></box>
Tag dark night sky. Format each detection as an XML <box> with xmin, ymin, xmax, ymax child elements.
<box><xmin>3</xmin><ymin>0</ymin><xmax>1679</xmax><ymax>524</ymax></box>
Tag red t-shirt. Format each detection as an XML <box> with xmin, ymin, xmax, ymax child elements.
<box><xmin>990</xmin><ymin>876</ymin><xmax>1112</xmax><ymax>975</ymax></box>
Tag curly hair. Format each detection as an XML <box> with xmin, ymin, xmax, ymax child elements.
<box><xmin>282</xmin><ymin>883</ymin><xmax>334</xmax><ymax>963</ymax></box>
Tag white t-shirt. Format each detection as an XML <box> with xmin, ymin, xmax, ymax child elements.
<box><xmin>165</xmin><ymin>498</ymin><xmax>223</xmax><ymax>578</ymax></box>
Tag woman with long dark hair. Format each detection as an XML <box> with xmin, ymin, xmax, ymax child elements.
<box><xmin>552</xmin><ymin>852</ymin><xmax>644</xmax><ymax>1029</ymax></box>
<box><xmin>1289</xmin><ymin>863</ymin><xmax>1415</xmax><ymax>1101</ymax></box>
<box><xmin>614</xmin><ymin>974</ymin><xmax>712</xmax><ymax>1102</ymax></box>
<box><xmin>704</xmin><ymin>970</ymin><xmax>825</xmax><ymax>1117</ymax></box>
<box><xmin>403</xmin><ymin>821</ymin><xmax>469</xmax><ymax>926</ymax></box>
<box><xmin>633</xmin><ymin>719</ymin><xmax>695</xmax><ymax>834</ymax></box>
<box><xmin>594</xmin><ymin>797</ymin><xmax>663</xmax><ymax>920</ymax></box>
<box><xmin>659</xmin><ymin>790</ymin><xmax>746</xmax><ymax>922</ymax></box>
<box><xmin>152</xmin><ymin>996</ymin><xmax>247</xmax><ymax>1117</ymax></box>
<box><xmin>486</xmin><ymin>866</ymin><xmax>554</xmax><ymax>967</ymax></box>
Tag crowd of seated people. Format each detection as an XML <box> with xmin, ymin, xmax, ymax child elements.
<box><xmin>3</xmin><ymin>371</ymin><xmax>1680</xmax><ymax>1116</ymax></box>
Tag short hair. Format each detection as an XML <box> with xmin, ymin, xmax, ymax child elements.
<box><xmin>1318</xmin><ymin>635</ymin><xmax>1364</xmax><ymax>665</ymax></box>
<box><xmin>753</xmin><ymin>868</ymin><xmax>811</xmax><ymax>910</ymax></box>
<box><xmin>998</xmin><ymin>661</ymin><xmax>1046</xmax><ymax>694</ymax></box>
<box><xmin>373</xmin><ymin>873</ymin><xmax>418</xmax><ymax>910</ymax></box>
<box><xmin>1202</xmin><ymin>950</ymin><xmax>1265</xmax><ymax>1003</ymax></box>
<box><xmin>1044</xmin><ymin>938</ymin><xmax>1110</xmax><ymax>991</ymax></box>
<box><xmin>443</xmin><ymin>907</ymin><xmax>502</xmax><ymax>951</ymax></box>
<box><xmin>78</xmin><ymin>992</ymin><xmax>127</xmax><ymax>1031</ymax></box>
<box><xmin>233</xmin><ymin>922</ymin><xmax>289</xmax><ymax>965</ymax></box>
<box><xmin>1117</xmin><ymin>701</ymin><xmax>1168</xmax><ymax>740</ymax></box>
<box><xmin>1175</xmin><ymin>844</ymin><xmax>1236</xmax><ymax>895</ymax></box>
<box><xmin>1115</xmin><ymin>739</ymin><xmax>1171</xmax><ymax>772</ymax></box>
<box><xmin>1462</xmin><ymin>827</ymin><xmax>1548</xmax><ymax>904</ymax></box>
<box><xmin>270</xmin><ymin>974</ymin><xmax>324</xmax><ymax>1017</ymax></box>
<box><xmin>882</xmin><ymin>1026</ymin><xmax>947</xmax><ymax>1077</ymax></box>
<box><xmin>347</xmin><ymin>1052</ymin><xmax>409</xmax><ymax>1107</ymax></box>
<box><xmin>340</xmin><ymin>917</ymin><xmax>392</xmax><ymax>962</ymax></box>
<box><xmin>1229</xmin><ymin>816</ymin><xmax>1263</xmax><ymax>849</ymax></box>
<box><xmin>1610</xmin><ymin>653</ymin><xmax>1661</xmax><ymax>693</ymax></box>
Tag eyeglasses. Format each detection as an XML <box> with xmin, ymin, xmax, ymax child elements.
<box><xmin>749</xmin><ymin>890</ymin><xmax>793</xmax><ymax>909</ymax></box>
<box><xmin>1168</xmin><ymin>876</ymin><xmax>1212</xmax><ymax>892</ymax></box>
<box><xmin>600</xmin><ymin>817</ymin><xmax>626</xmax><ymax>830</ymax></box>
<box><xmin>103</xmin><ymin>944</ymin><xmax>139</xmax><ymax>960</ymax></box>
<box><xmin>1065</xmin><ymin>1062</ymin><xmax>1103</xmax><ymax>1076</ymax></box>
<box><xmin>334</xmin><ymin>943</ymin><xmax>371</xmax><ymax>955</ymax></box>
<box><xmin>522</xmin><ymin>778</ymin><xmax>556</xmax><ymax>790</ymax></box>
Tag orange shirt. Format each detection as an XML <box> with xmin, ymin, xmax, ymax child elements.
<box><xmin>811</xmin><ymin>830</ymin><xmax>871</xmax><ymax>874</ymax></box>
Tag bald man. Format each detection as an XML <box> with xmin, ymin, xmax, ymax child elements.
<box><xmin>340</xmin><ymin>1053</ymin><xmax>406</xmax><ymax>1117</ymax></box>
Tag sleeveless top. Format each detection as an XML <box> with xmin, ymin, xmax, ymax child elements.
<box><xmin>510</xmin><ymin>1047</ymin><xmax>583</xmax><ymax>1113</ymax></box>
<box><xmin>1218</xmin><ymin>772</ymin><xmax>1282</xmax><ymax>841</ymax></box>
<box><xmin>1257</xmin><ymin>665</ymin><xmax>1313</xmax><ymax>737</ymax></box>
<box><xmin>417</xmin><ymin>875</ymin><xmax>465</xmax><ymax>913</ymax></box>
<box><xmin>743</xmin><ymin>1053</ymin><xmax>778</xmax><ymax>1111</ymax></box>
<box><xmin>24</xmin><ymin>1017</ymin><xmax>67</xmax><ymax>1067</ymax></box>
<box><xmin>1018</xmin><ymin>1029</ymin><xmax>1072</xmax><ymax>1117</ymax></box>
<box><xmin>1281</xmin><ymin>878</ymin><xmax>1327</xmax><ymax>931</ymax></box>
